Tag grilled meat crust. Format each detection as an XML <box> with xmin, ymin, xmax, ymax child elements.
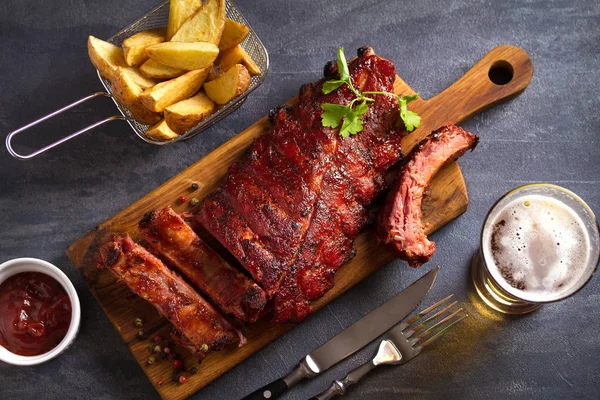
<box><xmin>97</xmin><ymin>235</ymin><xmax>242</xmax><ymax>357</ymax></box>
<box><xmin>376</xmin><ymin>124</ymin><xmax>478</xmax><ymax>267</ymax></box>
<box><xmin>139</xmin><ymin>207</ymin><xmax>267</xmax><ymax>323</ymax></box>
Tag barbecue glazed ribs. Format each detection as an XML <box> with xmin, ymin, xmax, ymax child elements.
<box><xmin>139</xmin><ymin>207</ymin><xmax>267</xmax><ymax>323</ymax></box>
<box><xmin>198</xmin><ymin>46</ymin><xmax>405</xmax><ymax>322</ymax></box>
<box><xmin>98</xmin><ymin>236</ymin><xmax>243</xmax><ymax>359</ymax></box>
<box><xmin>377</xmin><ymin>124</ymin><xmax>478</xmax><ymax>267</ymax></box>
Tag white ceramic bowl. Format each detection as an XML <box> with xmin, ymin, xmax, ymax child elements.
<box><xmin>0</xmin><ymin>258</ymin><xmax>81</xmax><ymax>366</ymax></box>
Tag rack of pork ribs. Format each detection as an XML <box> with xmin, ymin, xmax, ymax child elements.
<box><xmin>97</xmin><ymin>46</ymin><xmax>478</xmax><ymax>360</ymax></box>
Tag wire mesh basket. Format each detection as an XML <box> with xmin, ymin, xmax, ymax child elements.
<box><xmin>6</xmin><ymin>0</ymin><xmax>269</xmax><ymax>159</ymax></box>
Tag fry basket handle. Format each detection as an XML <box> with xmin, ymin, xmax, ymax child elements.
<box><xmin>5</xmin><ymin>91</ymin><xmax>125</xmax><ymax>160</ymax></box>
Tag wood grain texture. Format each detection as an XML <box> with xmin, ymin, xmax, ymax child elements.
<box><xmin>66</xmin><ymin>44</ymin><xmax>532</xmax><ymax>399</ymax></box>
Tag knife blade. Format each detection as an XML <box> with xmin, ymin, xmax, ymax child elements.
<box><xmin>243</xmin><ymin>267</ymin><xmax>439</xmax><ymax>400</ymax></box>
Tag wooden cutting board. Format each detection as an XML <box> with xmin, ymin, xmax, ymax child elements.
<box><xmin>67</xmin><ymin>45</ymin><xmax>532</xmax><ymax>399</ymax></box>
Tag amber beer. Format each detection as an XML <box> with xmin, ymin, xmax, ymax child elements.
<box><xmin>472</xmin><ymin>184</ymin><xmax>600</xmax><ymax>314</ymax></box>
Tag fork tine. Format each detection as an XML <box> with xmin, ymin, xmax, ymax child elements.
<box><xmin>400</xmin><ymin>294</ymin><xmax>455</xmax><ymax>335</ymax></box>
<box><xmin>416</xmin><ymin>309</ymin><xmax>467</xmax><ymax>348</ymax></box>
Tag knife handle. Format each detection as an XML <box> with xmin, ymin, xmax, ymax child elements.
<box><xmin>243</xmin><ymin>361</ymin><xmax>315</xmax><ymax>400</ymax></box>
<box><xmin>310</xmin><ymin>361</ymin><xmax>377</xmax><ymax>400</ymax></box>
<box><xmin>243</xmin><ymin>378</ymin><xmax>289</xmax><ymax>400</ymax></box>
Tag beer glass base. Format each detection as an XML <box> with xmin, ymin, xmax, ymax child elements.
<box><xmin>471</xmin><ymin>252</ymin><xmax>542</xmax><ymax>315</ymax></box>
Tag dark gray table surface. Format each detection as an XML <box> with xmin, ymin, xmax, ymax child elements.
<box><xmin>1</xmin><ymin>0</ymin><xmax>599</xmax><ymax>399</ymax></box>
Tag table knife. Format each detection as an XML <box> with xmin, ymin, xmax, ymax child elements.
<box><xmin>243</xmin><ymin>267</ymin><xmax>439</xmax><ymax>400</ymax></box>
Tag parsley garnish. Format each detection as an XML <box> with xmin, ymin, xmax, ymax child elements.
<box><xmin>320</xmin><ymin>47</ymin><xmax>421</xmax><ymax>137</ymax></box>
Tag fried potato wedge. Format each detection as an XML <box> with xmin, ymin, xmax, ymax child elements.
<box><xmin>145</xmin><ymin>42</ymin><xmax>219</xmax><ymax>71</ymax></box>
<box><xmin>121</xmin><ymin>67</ymin><xmax>158</xmax><ymax>90</ymax></box>
<box><xmin>88</xmin><ymin>36</ymin><xmax>127</xmax><ymax>80</ymax></box>
<box><xmin>111</xmin><ymin>67</ymin><xmax>161</xmax><ymax>125</ymax></box>
<box><xmin>238</xmin><ymin>46</ymin><xmax>261</xmax><ymax>76</ymax></box>
<box><xmin>164</xmin><ymin>91</ymin><xmax>216</xmax><ymax>134</ymax></box>
<box><xmin>122</xmin><ymin>28</ymin><xmax>166</xmax><ymax>67</ymax></box>
<box><xmin>146</xmin><ymin>119</ymin><xmax>179</xmax><ymax>140</ymax></box>
<box><xmin>204</xmin><ymin>64</ymin><xmax>250</xmax><ymax>105</ymax></box>
<box><xmin>166</xmin><ymin>0</ymin><xmax>202</xmax><ymax>40</ymax></box>
<box><xmin>171</xmin><ymin>0</ymin><xmax>225</xmax><ymax>44</ymax></box>
<box><xmin>139</xmin><ymin>59</ymin><xmax>187</xmax><ymax>80</ymax></box>
<box><xmin>218</xmin><ymin>19</ymin><xmax>250</xmax><ymax>50</ymax></box>
<box><xmin>141</xmin><ymin>68</ymin><xmax>210</xmax><ymax>112</ymax></box>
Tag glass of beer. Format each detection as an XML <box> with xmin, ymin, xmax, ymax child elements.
<box><xmin>472</xmin><ymin>183</ymin><xmax>600</xmax><ymax>314</ymax></box>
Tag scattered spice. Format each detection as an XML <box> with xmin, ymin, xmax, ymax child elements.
<box><xmin>172</xmin><ymin>374</ymin><xmax>180</xmax><ymax>383</ymax></box>
<box><xmin>153</xmin><ymin>345</ymin><xmax>161</xmax><ymax>353</ymax></box>
<box><xmin>153</xmin><ymin>335</ymin><xmax>163</xmax><ymax>343</ymax></box>
<box><xmin>160</xmin><ymin>351</ymin><xmax>168</xmax><ymax>360</ymax></box>
<box><xmin>163</xmin><ymin>346</ymin><xmax>171</xmax><ymax>354</ymax></box>
<box><xmin>200</xmin><ymin>344</ymin><xmax>209</xmax><ymax>353</ymax></box>
<box><xmin>179</xmin><ymin>376</ymin><xmax>187</xmax><ymax>384</ymax></box>
<box><xmin>157</xmin><ymin>379</ymin><xmax>164</xmax><ymax>387</ymax></box>
<box><xmin>174</xmin><ymin>359</ymin><xmax>183</xmax><ymax>370</ymax></box>
<box><xmin>190</xmin><ymin>198</ymin><xmax>200</xmax><ymax>206</ymax></box>
<box><xmin>138</xmin><ymin>330</ymin><xmax>145</xmax><ymax>338</ymax></box>
<box><xmin>148</xmin><ymin>343</ymin><xmax>155</xmax><ymax>352</ymax></box>
<box><xmin>189</xmin><ymin>367</ymin><xmax>198</xmax><ymax>375</ymax></box>
<box><xmin>147</xmin><ymin>356</ymin><xmax>156</xmax><ymax>365</ymax></box>
<box><xmin>134</xmin><ymin>317</ymin><xmax>143</xmax><ymax>328</ymax></box>
<box><xmin>191</xmin><ymin>183</ymin><xmax>199</xmax><ymax>190</ymax></box>
<box><xmin>178</xmin><ymin>195</ymin><xmax>187</xmax><ymax>204</ymax></box>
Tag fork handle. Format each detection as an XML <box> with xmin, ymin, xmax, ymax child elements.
<box><xmin>310</xmin><ymin>361</ymin><xmax>377</xmax><ymax>400</ymax></box>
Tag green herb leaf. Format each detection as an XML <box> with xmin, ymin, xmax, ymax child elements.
<box><xmin>322</xmin><ymin>79</ymin><xmax>346</xmax><ymax>95</ymax></box>
<box><xmin>336</xmin><ymin>47</ymin><xmax>350</xmax><ymax>82</ymax></box>
<box><xmin>398</xmin><ymin>93</ymin><xmax>421</xmax><ymax>132</ymax></box>
<box><xmin>339</xmin><ymin>101</ymin><xmax>369</xmax><ymax>137</ymax></box>
<box><xmin>321</xmin><ymin>103</ymin><xmax>349</xmax><ymax>128</ymax></box>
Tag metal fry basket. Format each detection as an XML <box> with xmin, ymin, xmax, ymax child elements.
<box><xmin>6</xmin><ymin>0</ymin><xmax>269</xmax><ymax>160</ymax></box>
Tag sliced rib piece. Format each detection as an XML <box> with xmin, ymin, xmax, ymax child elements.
<box><xmin>138</xmin><ymin>207</ymin><xmax>267</xmax><ymax>323</ymax></box>
<box><xmin>97</xmin><ymin>235</ymin><xmax>242</xmax><ymax>359</ymax></box>
<box><xmin>377</xmin><ymin>124</ymin><xmax>479</xmax><ymax>267</ymax></box>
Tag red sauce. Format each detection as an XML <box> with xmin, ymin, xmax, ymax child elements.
<box><xmin>0</xmin><ymin>272</ymin><xmax>72</xmax><ymax>356</ymax></box>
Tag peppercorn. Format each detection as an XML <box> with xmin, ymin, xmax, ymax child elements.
<box><xmin>179</xmin><ymin>376</ymin><xmax>187</xmax><ymax>384</ymax></box>
<box><xmin>189</xmin><ymin>367</ymin><xmax>198</xmax><ymax>375</ymax></box>
<box><xmin>160</xmin><ymin>351</ymin><xmax>168</xmax><ymax>360</ymax></box>
<box><xmin>147</xmin><ymin>357</ymin><xmax>156</xmax><ymax>365</ymax></box>
<box><xmin>153</xmin><ymin>335</ymin><xmax>163</xmax><ymax>343</ymax></box>
<box><xmin>190</xmin><ymin>198</ymin><xmax>200</xmax><ymax>206</ymax></box>
<box><xmin>178</xmin><ymin>195</ymin><xmax>187</xmax><ymax>204</ymax></box>
<box><xmin>157</xmin><ymin>379</ymin><xmax>164</xmax><ymax>387</ymax></box>
<box><xmin>191</xmin><ymin>183</ymin><xmax>199</xmax><ymax>190</ymax></box>
<box><xmin>163</xmin><ymin>346</ymin><xmax>171</xmax><ymax>354</ymax></box>
<box><xmin>153</xmin><ymin>345</ymin><xmax>161</xmax><ymax>353</ymax></box>
<box><xmin>173</xmin><ymin>359</ymin><xmax>183</xmax><ymax>370</ymax></box>
<box><xmin>172</xmin><ymin>374</ymin><xmax>180</xmax><ymax>383</ymax></box>
<box><xmin>200</xmin><ymin>344</ymin><xmax>209</xmax><ymax>353</ymax></box>
<box><xmin>134</xmin><ymin>317</ymin><xmax>143</xmax><ymax>328</ymax></box>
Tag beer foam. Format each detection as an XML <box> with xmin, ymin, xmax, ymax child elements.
<box><xmin>483</xmin><ymin>194</ymin><xmax>591</xmax><ymax>302</ymax></box>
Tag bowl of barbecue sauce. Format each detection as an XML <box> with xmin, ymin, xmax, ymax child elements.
<box><xmin>0</xmin><ymin>258</ymin><xmax>80</xmax><ymax>365</ymax></box>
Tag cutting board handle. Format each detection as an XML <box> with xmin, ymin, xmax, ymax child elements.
<box><xmin>418</xmin><ymin>44</ymin><xmax>533</xmax><ymax>132</ymax></box>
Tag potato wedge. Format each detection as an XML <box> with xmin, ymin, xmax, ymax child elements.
<box><xmin>88</xmin><ymin>35</ymin><xmax>127</xmax><ymax>80</ymax></box>
<box><xmin>165</xmin><ymin>91</ymin><xmax>216</xmax><ymax>134</ymax></box>
<box><xmin>139</xmin><ymin>59</ymin><xmax>187</xmax><ymax>80</ymax></box>
<box><xmin>111</xmin><ymin>67</ymin><xmax>161</xmax><ymax>125</ymax></box>
<box><xmin>167</xmin><ymin>0</ymin><xmax>202</xmax><ymax>40</ymax></box>
<box><xmin>146</xmin><ymin>119</ymin><xmax>179</xmax><ymax>140</ymax></box>
<box><xmin>238</xmin><ymin>46</ymin><xmax>261</xmax><ymax>76</ymax></box>
<box><xmin>145</xmin><ymin>42</ymin><xmax>219</xmax><ymax>71</ymax></box>
<box><xmin>216</xmin><ymin>45</ymin><xmax>245</xmax><ymax>73</ymax></box>
<box><xmin>204</xmin><ymin>64</ymin><xmax>250</xmax><ymax>105</ymax></box>
<box><xmin>171</xmin><ymin>0</ymin><xmax>225</xmax><ymax>44</ymax></box>
<box><xmin>141</xmin><ymin>68</ymin><xmax>210</xmax><ymax>112</ymax></box>
<box><xmin>122</xmin><ymin>28</ymin><xmax>166</xmax><ymax>67</ymax></box>
<box><xmin>218</xmin><ymin>19</ymin><xmax>250</xmax><ymax>50</ymax></box>
<box><xmin>121</xmin><ymin>67</ymin><xmax>158</xmax><ymax>90</ymax></box>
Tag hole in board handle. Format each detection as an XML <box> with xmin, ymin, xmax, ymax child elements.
<box><xmin>488</xmin><ymin>60</ymin><xmax>514</xmax><ymax>86</ymax></box>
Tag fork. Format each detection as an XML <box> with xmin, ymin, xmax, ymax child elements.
<box><xmin>309</xmin><ymin>295</ymin><xmax>466</xmax><ymax>400</ymax></box>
